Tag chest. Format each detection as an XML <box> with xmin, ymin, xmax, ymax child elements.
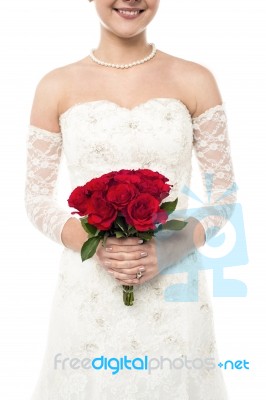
<box><xmin>63</xmin><ymin>67</ymin><xmax>190</xmax><ymax>112</ymax></box>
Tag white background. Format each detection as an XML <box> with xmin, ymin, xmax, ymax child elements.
<box><xmin>0</xmin><ymin>0</ymin><xmax>265</xmax><ymax>398</ymax></box>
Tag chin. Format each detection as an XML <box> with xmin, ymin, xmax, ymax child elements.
<box><xmin>114</xmin><ymin>29</ymin><xmax>145</xmax><ymax>39</ymax></box>
<box><xmin>105</xmin><ymin>24</ymin><xmax>145</xmax><ymax>39</ymax></box>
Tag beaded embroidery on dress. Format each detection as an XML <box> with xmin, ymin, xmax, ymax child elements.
<box><xmin>26</xmin><ymin>98</ymin><xmax>233</xmax><ymax>400</ymax></box>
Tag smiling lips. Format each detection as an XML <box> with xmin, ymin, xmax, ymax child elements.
<box><xmin>114</xmin><ymin>8</ymin><xmax>145</xmax><ymax>19</ymax></box>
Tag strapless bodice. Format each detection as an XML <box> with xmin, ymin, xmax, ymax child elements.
<box><xmin>59</xmin><ymin>98</ymin><xmax>193</xmax><ymax>209</ymax></box>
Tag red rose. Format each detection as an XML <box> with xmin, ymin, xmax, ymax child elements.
<box><xmin>100</xmin><ymin>171</ymin><xmax>116</xmax><ymax>181</ymax></box>
<box><xmin>138</xmin><ymin>169</ymin><xmax>169</xmax><ymax>183</ymax></box>
<box><xmin>137</xmin><ymin>178</ymin><xmax>171</xmax><ymax>201</ymax></box>
<box><xmin>124</xmin><ymin>193</ymin><xmax>168</xmax><ymax>231</ymax></box>
<box><xmin>87</xmin><ymin>192</ymin><xmax>117</xmax><ymax>230</ymax></box>
<box><xmin>67</xmin><ymin>186</ymin><xmax>89</xmax><ymax>216</ymax></box>
<box><xmin>84</xmin><ymin>176</ymin><xmax>110</xmax><ymax>193</ymax></box>
<box><xmin>106</xmin><ymin>183</ymin><xmax>139</xmax><ymax>210</ymax></box>
<box><xmin>114</xmin><ymin>169</ymin><xmax>141</xmax><ymax>184</ymax></box>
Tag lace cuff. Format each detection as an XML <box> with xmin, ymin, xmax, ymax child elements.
<box><xmin>25</xmin><ymin>125</ymin><xmax>72</xmax><ymax>245</ymax></box>
<box><xmin>192</xmin><ymin>104</ymin><xmax>237</xmax><ymax>241</ymax></box>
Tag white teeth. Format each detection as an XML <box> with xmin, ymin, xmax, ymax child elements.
<box><xmin>118</xmin><ymin>10</ymin><xmax>140</xmax><ymax>16</ymax></box>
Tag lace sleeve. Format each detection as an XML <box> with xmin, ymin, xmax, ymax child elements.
<box><xmin>192</xmin><ymin>104</ymin><xmax>237</xmax><ymax>241</ymax></box>
<box><xmin>25</xmin><ymin>125</ymin><xmax>72</xmax><ymax>245</ymax></box>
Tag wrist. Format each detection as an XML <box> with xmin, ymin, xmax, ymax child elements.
<box><xmin>189</xmin><ymin>217</ymin><xmax>206</xmax><ymax>248</ymax></box>
<box><xmin>61</xmin><ymin>217</ymin><xmax>88</xmax><ymax>252</ymax></box>
<box><xmin>155</xmin><ymin>216</ymin><xmax>206</xmax><ymax>273</ymax></box>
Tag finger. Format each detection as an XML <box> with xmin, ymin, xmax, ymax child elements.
<box><xmin>103</xmin><ymin>258</ymin><xmax>146</xmax><ymax>270</ymax></box>
<box><xmin>115</xmin><ymin>277</ymin><xmax>141</xmax><ymax>285</ymax></box>
<box><xmin>111</xmin><ymin>266</ymin><xmax>146</xmax><ymax>275</ymax></box>
<box><xmin>105</xmin><ymin>237</ymin><xmax>144</xmax><ymax>247</ymax></box>
<box><xmin>105</xmin><ymin>251</ymin><xmax>149</xmax><ymax>267</ymax></box>
<box><xmin>111</xmin><ymin>267</ymin><xmax>146</xmax><ymax>279</ymax></box>
<box><xmin>104</xmin><ymin>245</ymin><xmax>148</xmax><ymax>260</ymax></box>
<box><xmin>107</xmin><ymin>268</ymin><xmax>142</xmax><ymax>284</ymax></box>
<box><xmin>112</xmin><ymin>267</ymin><xmax>147</xmax><ymax>284</ymax></box>
<box><xmin>115</xmin><ymin>266</ymin><xmax>146</xmax><ymax>275</ymax></box>
<box><xmin>113</xmin><ymin>271</ymin><xmax>137</xmax><ymax>281</ymax></box>
<box><xmin>104</xmin><ymin>245</ymin><xmax>143</xmax><ymax>254</ymax></box>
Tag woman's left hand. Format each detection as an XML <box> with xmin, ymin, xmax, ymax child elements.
<box><xmin>96</xmin><ymin>236</ymin><xmax>159</xmax><ymax>285</ymax></box>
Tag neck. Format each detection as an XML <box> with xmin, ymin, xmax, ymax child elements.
<box><xmin>94</xmin><ymin>29</ymin><xmax>150</xmax><ymax>64</ymax></box>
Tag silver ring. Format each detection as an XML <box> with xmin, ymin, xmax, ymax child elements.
<box><xmin>136</xmin><ymin>271</ymin><xmax>143</xmax><ymax>279</ymax></box>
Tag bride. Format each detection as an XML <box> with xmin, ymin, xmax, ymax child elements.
<box><xmin>26</xmin><ymin>0</ymin><xmax>235</xmax><ymax>398</ymax></box>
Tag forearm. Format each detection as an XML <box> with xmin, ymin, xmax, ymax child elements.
<box><xmin>192</xmin><ymin>104</ymin><xmax>237</xmax><ymax>242</ymax></box>
<box><xmin>61</xmin><ymin>217</ymin><xmax>88</xmax><ymax>252</ymax></box>
<box><xmin>155</xmin><ymin>217</ymin><xmax>205</xmax><ymax>273</ymax></box>
<box><xmin>25</xmin><ymin>125</ymin><xmax>84</xmax><ymax>246</ymax></box>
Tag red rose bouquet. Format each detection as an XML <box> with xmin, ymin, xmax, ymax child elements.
<box><xmin>68</xmin><ymin>168</ymin><xmax>186</xmax><ymax>306</ymax></box>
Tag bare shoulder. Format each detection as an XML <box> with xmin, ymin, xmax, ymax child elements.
<box><xmin>30</xmin><ymin>59</ymin><xmax>88</xmax><ymax>132</ymax></box>
<box><xmin>181</xmin><ymin>58</ymin><xmax>223</xmax><ymax>116</ymax></box>
<box><xmin>30</xmin><ymin>65</ymin><xmax>67</xmax><ymax>132</ymax></box>
<box><xmin>158</xmin><ymin>51</ymin><xmax>223</xmax><ymax>117</ymax></box>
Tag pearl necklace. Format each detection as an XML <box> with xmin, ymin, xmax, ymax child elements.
<box><xmin>89</xmin><ymin>43</ymin><xmax>157</xmax><ymax>69</ymax></box>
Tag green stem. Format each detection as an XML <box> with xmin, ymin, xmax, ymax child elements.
<box><xmin>123</xmin><ymin>285</ymin><xmax>134</xmax><ymax>306</ymax></box>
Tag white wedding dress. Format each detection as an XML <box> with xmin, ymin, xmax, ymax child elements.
<box><xmin>26</xmin><ymin>98</ymin><xmax>235</xmax><ymax>399</ymax></box>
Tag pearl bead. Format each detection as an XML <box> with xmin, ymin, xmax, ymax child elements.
<box><xmin>89</xmin><ymin>44</ymin><xmax>157</xmax><ymax>69</ymax></box>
